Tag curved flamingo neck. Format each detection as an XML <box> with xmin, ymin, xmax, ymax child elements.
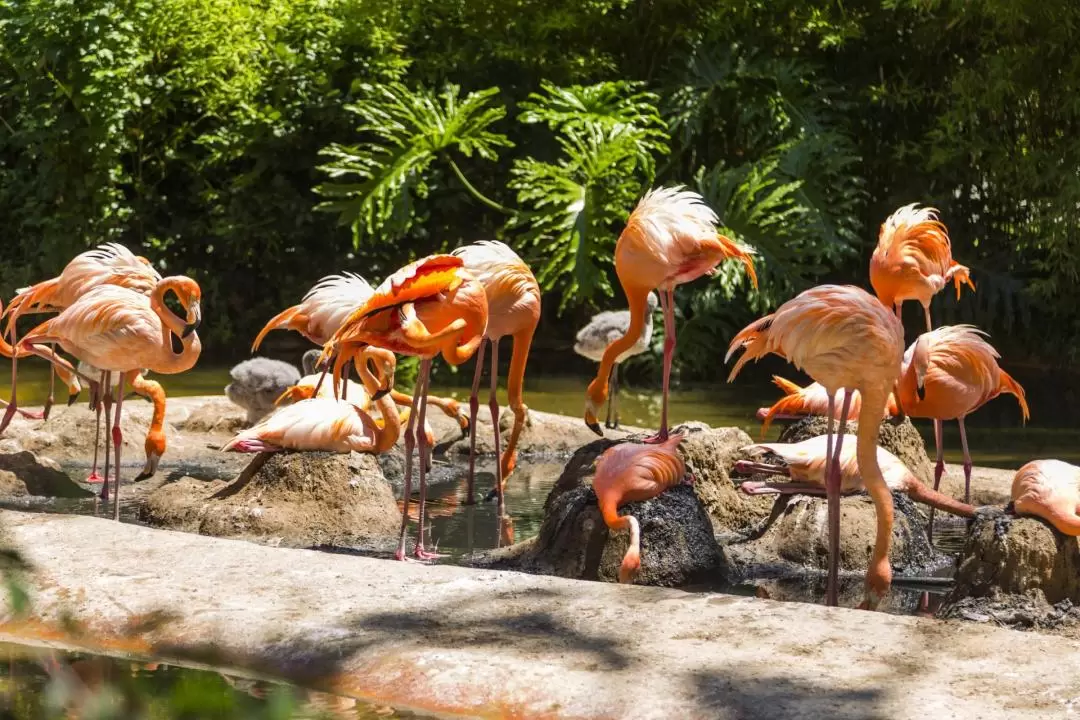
<box><xmin>149</xmin><ymin>279</ymin><xmax>200</xmax><ymax>373</ymax></box>
<box><xmin>589</xmin><ymin>285</ymin><xmax>650</xmax><ymax>406</ymax></box>
<box><xmin>357</xmin><ymin>348</ymin><xmax>400</xmax><ymax>452</ymax></box>
<box><xmin>855</xmin><ymin>385</ymin><xmax>894</xmax><ymax>605</ymax></box>
<box><xmin>903</xmin><ymin>476</ymin><xmax>974</xmax><ymax>517</ymax></box>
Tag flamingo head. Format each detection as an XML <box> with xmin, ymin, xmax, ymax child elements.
<box><xmin>161</xmin><ymin>276</ymin><xmax>202</xmax><ymax>338</ymax></box>
<box><xmin>618</xmin><ymin>546</ymin><xmax>641</xmax><ymax>584</ymax></box>
<box><xmin>912</xmin><ymin>333</ymin><xmax>931</xmax><ymax>401</ymax></box>
<box><xmin>584</xmin><ymin>378</ymin><xmax>607</xmax><ymax>436</ymax></box>
<box><xmin>135</xmin><ymin>429</ymin><xmax>166</xmax><ymax>481</ymax></box>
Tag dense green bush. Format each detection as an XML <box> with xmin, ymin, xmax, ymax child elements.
<box><xmin>1</xmin><ymin>0</ymin><xmax>1077</xmax><ymax>375</ymax></box>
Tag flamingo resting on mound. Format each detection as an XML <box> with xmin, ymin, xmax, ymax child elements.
<box><xmin>2</xmin><ymin>242</ymin><xmax>162</xmax><ymax>431</ymax></box>
<box><xmin>869</xmin><ymin>204</ymin><xmax>975</xmax><ymax>331</ymax></box>
<box><xmin>575</xmin><ymin>292</ymin><xmax>658</xmax><ymax>431</ymax></box>
<box><xmin>585</xmin><ymin>187</ymin><xmax>757</xmax><ymax>443</ymax></box>
<box><xmin>733</xmin><ymin>435</ymin><xmax>974</xmax><ymax>520</ymax></box>
<box><xmin>452</xmin><ymin>241</ymin><xmax>541</xmax><ymax>515</ymax></box>
<box><xmin>726</xmin><ymin>284</ymin><xmax>905</xmax><ymax>610</ymax></box>
<box><xmin>321</xmin><ymin>254</ymin><xmax>488</xmax><ymax>561</ymax></box>
<box><xmin>592</xmin><ymin>432</ymin><xmax>688</xmax><ymax>584</ymax></box>
<box><xmin>1009</xmin><ymin>460</ymin><xmax>1080</xmax><ymax>535</ymax></box>
<box><xmin>253</xmin><ymin>272</ymin><xmax>469</xmax><ymax>432</ymax></box>
<box><xmin>18</xmin><ymin>276</ymin><xmax>202</xmax><ymax>521</ymax></box>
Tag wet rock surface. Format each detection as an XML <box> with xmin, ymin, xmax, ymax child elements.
<box><xmin>474</xmin><ymin>428</ymin><xmax>723</xmax><ymax>586</ymax></box>
<box><xmin>940</xmin><ymin>592</ymin><xmax>1080</xmax><ymax>632</ymax></box>
<box><xmin>0</xmin><ymin>450</ymin><xmax>92</xmax><ymax>498</ymax></box>
<box><xmin>943</xmin><ymin>514</ymin><xmax>1080</xmax><ymax>608</ymax></box>
<box><xmin>141</xmin><ymin>450</ymin><xmax>400</xmax><ymax>549</ymax></box>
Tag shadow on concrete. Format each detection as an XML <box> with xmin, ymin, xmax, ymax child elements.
<box><xmin>688</xmin><ymin>668</ymin><xmax>889</xmax><ymax>720</ymax></box>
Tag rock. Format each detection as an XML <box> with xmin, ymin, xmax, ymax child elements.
<box><xmin>944</xmin><ymin>514</ymin><xmax>1080</xmax><ymax>607</ymax></box>
<box><xmin>0</xmin><ymin>470</ymin><xmax>28</xmax><ymax>497</ymax></box>
<box><xmin>939</xmin><ymin>592</ymin><xmax>1080</xmax><ymax>632</ymax></box>
<box><xmin>177</xmin><ymin>396</ymin><xmax>249</xmax><ymax>435</ymax></box>
<box><xmin>474</xmin><ymin>432</ymin><xmax>722</xmax><ymax>586</ymax></box>
<box><xmin>0</xmin><ymin>451</ymin><xmax>92</xmax><ymax>497</ymax></box>
<box><xmin>778</xmin><ymin>415</ymin><xmax>934</xmax><ymax>486</ymax></box>
<box><xmin>723</xmin><ymin>491</ymin><xmax>944</xmax><ymax>579</ymax></box>
<box><xmin>141</xmin><ymin>451</ymin><xmax>400</xmax><ymax>548</ymax></box>
<box><xmin>448</xmin><ymin>407</ymin><xmax>640</xmax><ymax>458</ymax></box>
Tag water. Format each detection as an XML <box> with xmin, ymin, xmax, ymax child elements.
<box><xmin>0</xmin><ymin>641</ymin><xmax>433</xmax><ymax>719</ymax></box>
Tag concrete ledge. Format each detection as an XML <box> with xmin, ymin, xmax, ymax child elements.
<box><xmin>0</xmin><ymin>509</ymin><xmax>1077</xmax><ymax>719</ymax></box>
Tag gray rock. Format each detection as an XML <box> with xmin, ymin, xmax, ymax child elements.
<box><xmin>0</xmin><ymin>450</ymin><xmax>92</xmax><ymax>498</ymax></box>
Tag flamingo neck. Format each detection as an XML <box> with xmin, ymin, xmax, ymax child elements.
<box><xmin>357</xmin><ymin>347</ymin><xmax>400</xmax><ymax>452</ymax></box>
<box><xmin>856</xmin><ymin>385</ymin><xmax>894</xmax><ymax>606</ymax></box>
<box><xmin>903</xmin><ymin>476</ymin><xmax>975</xmax><ymax>517</ymax></box>
<box><xmin>588</xmin><ymin>286</ymin><xmax>650</xmax><ymax>410</ymax></box>
<box><xmin>150</xmin><ymin>281</ymin><xmax>200</xmax><ymax>373</ymax></box>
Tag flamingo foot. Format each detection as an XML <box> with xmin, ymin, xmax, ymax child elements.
<box><xmin>642</xmin><ymin>429</ymin><xmax>670</xmax><ymax>445</ymax></box>
<box><xmin>0</xmin><ymin>404</ymin><xmax>17</xmax><ymax>434</ymax></box>
<box><xmin>413</xmin><ymin>546</ymin><xmax>443</xmax><ymax>561</ymax></box>
<box><xmin>16</xmin><ymin>408</ymin><xmax>44</xmax><ymax>421</ymax></box>
<box><xmin>85</xmin><ymin>471</ymin><xmax>105</xmax><ymax>484</ymax></box>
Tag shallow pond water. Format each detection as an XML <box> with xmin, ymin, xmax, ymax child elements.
<box><xmin>0</xmin><ymin>640</ymin><xmax>434</xmax><ymax>719</ymax></box>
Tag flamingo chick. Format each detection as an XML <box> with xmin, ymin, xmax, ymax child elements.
<box><xmin>224</xmin><ymin>357</ymin><xmax>301</xmax><ymax>424</ymax></box>
<box><xmin>726</xmin><ymin>284</ymin><xmax>904</xmax><ymax>609</ymax></box>
<box><xmin>733</xmin><ymin>435</ymin><xmax>974</xmax><ymax>518</ymax></box>
<box><xmin>592</xmin><ymin>432</ymin><xmax>688</xmax><ymax>584</ymax></box>
<box><xmin>453</xmin><ymin>240</ymin><xmax>541</xmax><ymax>512</ymax></box>
<box><xmin>574</xmin><ymin>292</ymin><xmax>658</xmax><ymax>430</ymax></box>
<box><xmin>1011</xmin><ymin>460</ymin><xmax>1080</xmax><ymax>536</ymax></box>
<box><xmin>323</xmin><ymin>254</ymin><xmax>487</xmax><ymax>561</ymax></box>
<box><xmin>894</xmin><ymin>325</ymin><xmax>1029</xmax><ymax>504</ymax></box>
<box><xmin>870</xmin><ymin>204</ymin><xmax>975</xmax><ymax>331</ymax></box>
<box><xmin>585</xmin><ymin>187</ymin><xmax>757</xmax><ymax>443</ymax></box>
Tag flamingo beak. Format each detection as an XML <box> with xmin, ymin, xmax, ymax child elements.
<box><xmin>916</xmin><ymin>382</ymin><xmax>926</xmax><ymax>402</ymax></box>
<box><xmin>372</xmin><ymin>386</ymin><xmax>391</xmax><ymax>401</ymax></box>
<box><xmin>182</xmin><ymin>301</ymin><xmax>202</xmax><ymax>338</ymax></box>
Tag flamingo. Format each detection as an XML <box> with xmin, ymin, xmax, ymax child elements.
<box><xmin>733</xmin><ymin>435</ymin><xmax>974</xmax><ymax>518</ymax></box>
<box><xmin>2</xmin><ymin>243</ymin><xmax>161</xmax><ymax>431</ymax></box>
<box><xmin>452</xmin><ymin>241</ymin><xmax>541</xmax><ymax>512</ymax></box>
<box><xmin>574</xmin><ymin>292</ymin><xmax>658</xmax><ymax>430</ymax></box>
<box><xmin>869</xmin><ymin>204</ymin><xmax>975</xmax><ymax>331</ymax></box>
<box><xmin>77</xmin><ymin>361</ymin><xmax>163</xmax><ymax>485</ymax></box>
<box><xmin>253</xmin><ymin>273</ymin><xmax>468</xmax><ymax>430</ymax></box>
<box><xmin>584</xmin><ymin>187</ymin><xmax>757</xmax><ymax>443</ymax></box>
<box><xmin>893</xmin><ymin>324</ymin><xmax>1028</xmax><ymax>541</ymax></box>
<box><xmin>1010</xmin><ymin>460</ymin><xmax>1080</xmax><ymax>536</ymax></box>
<box><xmin>726</xmin><ymin>284</ymin><xmax>905</xmax><ymax>609</ymax></box>
<box><xmin>755</xmin><ymin>376</ymin><xmax>865</xmax><ymax>438</ymax></box>
<box><xmin>18</xmin><ymin>276</ymin><xmax>202</xmax><ymax>520</ymax></box>
<box><xmin>0</xmin><ymin>301</ymin><xmax>47</xmax><ymax>423</ymax></box>
<box><xmin>592</xmin><ymin>432</ymin><xmax>688</xmax><ymax>584</ymax></box>
<box><xmin>322</xmin><ymin>254</ymin><xmax>487</xmax><ymax>560</ymax></box>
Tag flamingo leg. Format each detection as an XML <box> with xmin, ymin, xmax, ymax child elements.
<box><xmin>645</xmin><ymin>288</ymin><xmax>675</xmax><ymax>444</ymax></box>
<box><xmin>488</xmin><ymin>338</ymin><xmax>507</xmax><ymax>538</ymax></box>
<box><xmin>43</xmin><ymin>343</ymin><xmax>57</xmax><ymax>421</ymax></box>
<box><xmin>732</xmin><ymin>460</ymin><xmax>791</xmax><ymax>477</ymax></box>
<box><xmin>100</xmin><ymin>372</ymin><xmax>114</xmax><ymax>506</ymax></box>
<box><xmin>0</xmin><ymin>325</ymin><xmax>18</xmax><ymax>434</ymax></box>
<box><xmin>958</xmin><ymin>417</ymin><xmax>973</xmax><ymax>503</ymax></box>
<box><xmin>739</xmin><ymin>481</ymin><xmax>828</xmax><ymax>497</ymax></box>
<box><xmin>394</xmin><ymin>367</ymin><xmax>422</xmax><ymax>561</ymax></box>
<box><xmin>464</xmin><ymin>339</ymin><xmax>487</xmax><ymax>506</ymax></box>
<box><xmin>111</xmin><ymin>373</ymin><xmax>126</xmax><ymax>521</ymax></box>
<box><xmin>86</xmin><ymin>371</ymin><xmax>106</xmax><ymax>484</ymax></box>
<box><xmin>923</xmin><ymin>304</ymin><xmax>933</xmax><ymax>332</ymax></box>
<box><xmin>826</xmin><ymin>390</ymin><xmax>853</xmax><ymax>607</ymax></box>
<box><xmin>413</xmin><ymin>358</ymin><xmax>440</xmax><ymax>560</ymax></box>
<box><xmin>928</xmin><ymin>418</ymin><xmax>945</xmax><ymax>542</ymax></box>
<box><xmin>604</xmin><ymin>363</ymin><xmax>616</xmax><ymax>430</ymax></box>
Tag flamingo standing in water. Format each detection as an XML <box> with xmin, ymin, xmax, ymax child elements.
<box><xmin>322</xmin><ymin>255</ymin><xmax>487</xmax><ymax>560</ymax></box>
<box><xmin>584</xmin><ymin>187</ymin><xmax>757</xmax><ymax>442</ymax></box>
<box><xmin>893</xmin><ymin>324</ymin><xmax>1028</xmax><ymax>537</ymax></box>
<box><xmin>574</xmin><ymin>292</ymin><xmax>658</xmax><ymax>430</ymax></box>
<box><xmin>2</xmin><ymin>243</ymin><xmax>162</xmax><ymax>430</ymax></box>
<box><xmin>726</xmin><ymin>285</ymin><xmax>905</xmax><ymax>609</ymax></box>
<box><xmin>253</xmin><ymin>272</ymin><xmax>468</xmax><ymax>431</ymax></box>
<box><xmin>18</xmin><ymin>277</ymin><xmax>202</xmax><ymax>520</ymax></box>
<box><xmin>733</xmin><ymin>435</ymin><xmax>974</xmax><ymax>518</ymax></box>
<box><xmin>870</xmin><ymin>204</ymin><xmax>975</xmax><ymax>331</ymax></box>
<box><xmin>592</xmin><ymin>433</ymin><xmax>688</xmax><ymax>583</ymax></box>
<box><xmin>452</xmin><ymin>241</ymin><xmax>541</xmax><ymax>514</ymax></box>
<box><xmin>1010</xmin><ymin>460</ymin><xmax>1080</xmax><ymax>535</ymax></box>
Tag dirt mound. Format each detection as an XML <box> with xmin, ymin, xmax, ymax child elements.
<box><xmin>944</xmin><ymin>514</ymin><xmax>1080</xmax><ymax>606</ymax></box>
<box><xmin>141</xmin><ymin>451</ymin><xmax>400</xmax><ymax>549</ymax></box>
<box><xmin>777</xmin><ymin>416</ymin><xmax>933</xmax><ymax>486</ymax></box>
<box><xmin>940</xmin><ymin>592</ymin><xmax>1080</xmax><ymax>632</ymax></box>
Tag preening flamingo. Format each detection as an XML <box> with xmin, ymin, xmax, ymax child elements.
<box><xmin>733</xmin><ymin>435</ymin><xmax>974</xmax><ymax>518</ymax></box>
<box><xmin>755</xmin><ymin>376</ymin><xmax>865</xmax><ymax>438</ymax></box>
<box><xmin>452</xmin><ymin>241</ymin><xmax>541</xmax><ymax>512</ymax></box>
<box><xmin>253</xmin><ymin>272</ymin><xmax>468</xmax><ymax>429</ymax></box>
<box><xmin>322</xmin><ymin>255</ymin><xmax>487</xmax><ymax>560</ymax></box>
<box><xmin>574</xmin><ymin>292</ymin><xmax>658</xmax><ymax>430</ymax></box>
<box><xmin>592</xmin><ymin>433</ymin><xmax>688</xmax><ymax>584</ymax></box>
<box><xmin>869</xmin><ymin>204</ymin><xmax>975</xmax><ymax>331</ymax></box>
<box><xmin>726</xmin><ymin>284</ymin><xmax>905</xmax><ymax>609</ymax></box>
<box><xmin>19</xmin><ymin>277</ymin><xmax>202</xmax><ymax>520</ymax></box>
<box><xmin>1010</xmin><ymin>460</ymin><xmax>1080</xmax><ymax>535</ymax></box>
<box><xmin>2</xmin><ymin>243</ymin><xmax>161</xmax><ymax>430</ymax></box>
<box><xmin>893</xmin><ymin>325</ymin><xmax>1028</xmax><ymax>530</ymax></box>
<box><xmin>584</xmin><ymin>187</ymin><xmax>757</xmax><ymax>442</ymax></box>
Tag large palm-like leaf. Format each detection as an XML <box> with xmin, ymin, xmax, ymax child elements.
<box><xmin>519</xmin><ymin>80</ymin><xmax>666</xmax><ymax>137</ymax></box>
<box><xmin>314</xmin><ymin>83</ymin><xmax>511</xmax><ymax>245</ymax></box>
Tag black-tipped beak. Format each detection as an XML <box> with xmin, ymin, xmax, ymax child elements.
<box><xmin>372</xmin><ymin>387</ymin><xmax>390</xmax><ymax>401</ymax></box>
<box><xmin>182</xmin><ymin>301</ymin><xmax>202</xmax><ymax>338</ymax></box>
<box><xmin>586</xmin><ymin>421</ymin><xmax>603</xmax><ymax>437</ymax></box>
<box><xmin>916</xmin><ymin>384</ymin><xmax>926</xmax><ymax>402</ymax></box>
<box><xmin>67</xmin><ymin>391</ymin><xmax>80</xmax><ymax>406</ymax></box>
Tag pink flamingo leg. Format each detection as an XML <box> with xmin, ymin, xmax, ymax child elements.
<box><xmin>958</xmin><ymin>417</ymin><xmax>973</xmax><ymax>504</ymax></box>
<box><xmin>394</xmin><ymin>364</ymin><xmax>423</xmax><ymax>561</ymax></box>
<box><xmin>0</xmin><ymin>326</ymin><xmax>18</xmax><ymax>435</ymax></box>
<box><xmin>42</xmin><ymin>343</ymin><xmax>57</xmax><ymax>421</ymax></box>
<box><xmin>928</xmin><ymin>418</ymin><xmax>945</xmax><ymax>542</ymax></box>
<box><xmin>463</xmin><ymin>339</ymin><xmax>487</xmax><ymax>506</ymax></box>
<box><xmin>645</xmin><ymin>288</ymin><xmax>675</xmax><ymax>444</ymax></box>
<box><xmin>732</xmin><ymin>460</ymin><xmax>791</xmax><ymax>477</ymax></box>
<box><xmin>100</xmin><ymin>372</ymin><xmax>114</xmax><ymax>507</ymax></box>
<box><xmin>739</xmin><ymin>481</ymin><xmax>828</xmax><ymax>497</ymax></box>
<box><xmin>111</xmin><ymin>372</ymin><xmax>125</xmax><ymax>521</ymax></box>
<box><xmin>825</xmin><ymin>390</ymin><xmax>853</xmax><ymax>607</ymax></box>
<box><xmin>488</xmin><ymin>338</ymin><xmax>508</xmax><ymax>542</ymax></box>
<box><xmin>413</xmin><ymin>358</ymin><xmax>441</xmax><ymax>560</ymax></box>
<box><xmin>86</xmin><ymin>371</ymin><xmax>106</xmax><ymax>484</ymax></box>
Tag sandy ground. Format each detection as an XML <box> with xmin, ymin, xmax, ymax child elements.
<box><xmin>2</xmin><ymin>509</ymin><xmax>1079</xmax><ymax>720</ymax></box>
